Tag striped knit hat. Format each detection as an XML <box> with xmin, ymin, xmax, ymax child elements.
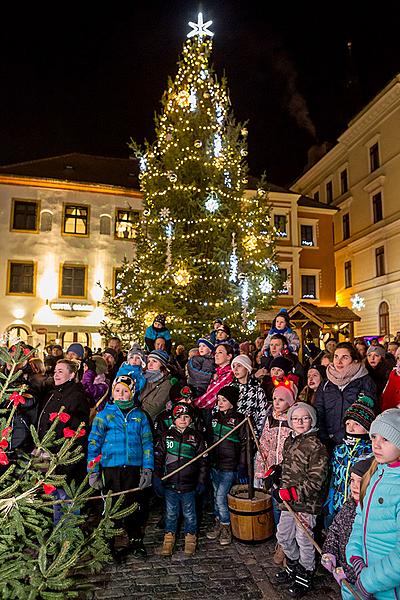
<box><xmin>344</xmin><ymin>394</ymin><xmax>375</xmax><ymax>431</ymax></box>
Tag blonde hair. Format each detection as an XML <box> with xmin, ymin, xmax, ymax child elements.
<box><xmin>359</xmin><ymin>458</ymin><xmax>378</xmax><ymax>508</ymax></box>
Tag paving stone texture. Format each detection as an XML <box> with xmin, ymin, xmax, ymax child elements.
<box><xmin>91</xmin><ymin>506</ymin><xmax>342</xmax><ymax>600</ymax></box>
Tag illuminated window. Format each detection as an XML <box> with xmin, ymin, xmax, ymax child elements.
<box><xmin>274</xmin><ymin>214</ymin><xmax>288</xmax><ymax>237</ymax></box>
<box><xmin>344</xmin><ymin>261</ymin><xmax>352</xmax><ymax>288</ymax></box>
<box><xmin>11</xmin><ymin>199</ymin><xmax>39</xmax><ymax>232</ymax></box>
<box><xmin>8</xmin><ymin>261</ymin><xmax>35</xmax><ymax>295</ymax></box>
<box><xmin>115</xmin><ymin>209</ymin><xmax>140</xmax><ymax>239</ymax></box>
<box><xmin>278</xmin><ymin>268</ymin><xmax>289</xmax><ymax>295</ymax></box>
<box><xmin>301</xmin><ymin>275</ymin><xmax>316</xmax><ymax>299</ymax></box>
<box><xmin>63</xmin><ymin>205</ymin><xmax>89</xmax><ymax>235</ymax></box>
<box><xmin>61</xmin><ymin>265</ymin><xmax>87</xmax><ymax>297</ymax></box>
<box><xmin>300</xmin><ymin>225</ymin><xmax>314</xmax><ymax>246</ymax></box>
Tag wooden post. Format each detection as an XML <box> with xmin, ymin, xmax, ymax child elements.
<box><xmin>246</xmin><ymin>420</ymin><xmax>254</xmax><ymax>500</ymax></box>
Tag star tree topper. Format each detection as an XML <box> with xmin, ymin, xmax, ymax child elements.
<box><xmin>187</xmin><ymin>12</ymin><xmax>214</xmax><ymax>39</ymax></box>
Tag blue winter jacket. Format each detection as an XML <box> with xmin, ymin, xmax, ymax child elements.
<box><xmin>116</xmin><ymin>363</ymin><xmax>146</xmax><ymax>393</ymax></box>
<box><xmin>346</xmin><ymin>462</ymin><xmax>400</xmax><ymax>600</ymax></box>
<box><xmin>87</xmin><ymin>403</ymin><xmax>154</xmax><ymax>471</ymax></box>
<box><xmin>144</xmin><ymin>324</ymin><xmax>172</xmax><ymax>353</ymax></box>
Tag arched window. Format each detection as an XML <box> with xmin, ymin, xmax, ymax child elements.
<box><xmin>100</xmin><ymin>215</ymin><xmax>111</xmax><ymax>235</ymax></box>
<box><xmin>379</xmin><ymin>301</ymin><xmax>390</xmax><ymax>336</ymax></box>
<box><xmin>40</xmin><ymin>210</ymin><xmax>53</xmax><ymax>232</ymax></box>
<box><xmin>6</xmin><ymin>325</ymin><xmax>30</xmax><ymax>344</ymax></box>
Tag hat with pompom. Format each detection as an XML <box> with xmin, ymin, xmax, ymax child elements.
<box><xmin>344</xmin><ymin>394</ymin><xmax>376</xmax><ymax>431</ymax></box>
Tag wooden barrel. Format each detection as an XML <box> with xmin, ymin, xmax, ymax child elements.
<box><xmin>227</xmin><ymin>484</ymin><xmax>274</xmax><ymax>543</ymax></box>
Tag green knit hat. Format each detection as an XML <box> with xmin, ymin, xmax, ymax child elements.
<box><xmin>344</xmin><ymin>394</ymin><xmax>375</xmax><ymax>431</ymax></box>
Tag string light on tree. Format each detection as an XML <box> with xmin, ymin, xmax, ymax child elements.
<box><xmin>259</xmin><ymin>278</ymin><xmax>273</xmax><ymax>294</ymax></box>
<box><xmin>351</xmin><ymin>294</ymin><xmax>365</xmax><ymax>312</ymax></box>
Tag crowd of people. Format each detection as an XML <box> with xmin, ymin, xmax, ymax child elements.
<box><xmin>3</xmin><ymin>308</ymin><xmax>400</xmax><ymax>600</ymax></box>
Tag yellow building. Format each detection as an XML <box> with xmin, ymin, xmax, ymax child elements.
<box><xmin>291</xmin><ymin>74</ymin><xmax>400</xmax><ymax>339</ymax></box>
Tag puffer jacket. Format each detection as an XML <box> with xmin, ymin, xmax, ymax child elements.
<box><xmin>187</xmin><ymin>355</ymin><xmax>215</xmax><ymax>397</ymax></box>
<box><xmin>81</xmin><ymin>369</ymin><xmax>109</xmax><ymax>408</ymax></box>
<box><xmin>322</xmin><ymin>497</ymin><xmax>357</xmax><ymax>584</ymax></box>
<box><xmin>88</xmin><ymin>403</ymin><xmax>154</xmax><ymax>471</ymax></box>
<box><xmin>144</xmin><ymin>324</ymin><xmax>172</xmax><ymax>354</ymax></box>
<box><xmin>115</xmin><ymin>363</ymin><xmax>146</xmax><ymax>393</ymax></box>
<box><xmin>211</xmin><ymin>408</ymin><xmax>246</xmax><ymax>471</ymax></box>
<box><xmin>381</xmin><ymin>368</ymin><xmax>400</xmax><ymax>411</ymax></box>
<box><xmin>236</xmin><ymin>375</ymin><xmax>268</xmax><ymax>436</ymax></box>
<box><xmin>254</xmin><ymin>411</ymin><xmax>290</xmax><ymax>478</ymax></box>
<box><xmin>315</xmin><ymin>374</ymin><xmax>376</xmax><ymax>445</ymax></box>
<box><xmin>140</xmin><ymin>376</ymin><xmax>172</xmax><ymax>421</ymax></box>
<box><xmin>154</xmin><ymin>424</ymin><xmax>207</xmax><ymax>493</ymax></box>
<box><xmin>346</xmin><ymin>462</ymin><xmax>400</xmax><ymax>600</ymax></box>
<box><xmin>279</xmin><ymin>429</ymin><xmax>329</xmax><ymax>514</ymax></box>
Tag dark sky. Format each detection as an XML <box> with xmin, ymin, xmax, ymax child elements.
<box><xmin>1</xmin><ymin>1</ymin><xmax>400</xmax><ymax>186</ymax></box>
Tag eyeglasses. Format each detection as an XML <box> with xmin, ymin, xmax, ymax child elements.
<box><xmin>292</xmin><ymin>416</ymin><xmax>312</xmax><ymax>423</ymax></box>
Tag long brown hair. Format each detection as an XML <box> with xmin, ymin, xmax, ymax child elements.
<box><xmin>359</xmin><ymin>458</ymin><xmax>378</xmax><ymax>508</ymax></box>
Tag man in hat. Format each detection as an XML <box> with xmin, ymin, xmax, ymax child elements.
<box><xmin>145</xmin><ymin>314</ymin><xmax>172</xmax><ymax>354</ymax></box>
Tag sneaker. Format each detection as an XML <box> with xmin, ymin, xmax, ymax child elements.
<box><xmin>272</xmin><ymin>559</ymin><xmax>298</xmax><ymax>586</ymax></box>
<box><xmin>273</xmin><ymin>543</ymin><xmax>285</xmax><ymax>565</ymax></box>
<box><xmin>206</xmin><ymin>519</ymin><xmax>221</xmax><ymax>540</ymax></box>
<box><xmin>219</xmin><ymin>524</ymin><xmax>232</xmax><ymax>546</ymax></box>
<box><xmin>288</xmin><ymin>565</ymin><xmax>313</xmax><ymax>598</ymax></box>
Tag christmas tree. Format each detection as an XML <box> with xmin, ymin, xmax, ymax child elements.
<box><xmin>0</xmin><ymin>342</ymin><xmax>135</xmax><ymax>599</ymax></box>
<box><xmin>102</xmin><ymin>14</ymin><xmax>280</xmax><ymax>346</ymax></box>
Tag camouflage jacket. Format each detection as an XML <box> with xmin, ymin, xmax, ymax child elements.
<box><xmin>280</xmin><ymin>429</ymin><xmax>329</xmax><ymax>514</ymax></box>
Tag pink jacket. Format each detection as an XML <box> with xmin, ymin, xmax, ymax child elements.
<box><xmin>194</xmin><ymin>364</ymin><xmax>233</xmax><ymax>409</ymax></box>
<box><xmin>254</xmin><ymin>411</ymin><xmax>291</xmax><ymax>478</ymax></box>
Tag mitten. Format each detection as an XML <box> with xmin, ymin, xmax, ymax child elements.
<box><xmin>89</xmin><ymin>472</ymin><xmax>103</xmax><ymax>490</ymax></box>
<box><xmin>237</xmin><ymin>465</ymin><xmax>248</xmax><ymax>484</ymax></box>
<box><xmin>139</xmin><ymin>468</ymin><xmax>153</xmax><ymax>489</ymax></box>
<box><xmin>263</xmin><ymin>464</ymin><xmax>282</xmax><ymax>489</ymax></box>
<box><xmin>355</xmin><ymin>576</ymin><xmax>374</xmax><ymax>600</ymax></box>
<box><xmin>333</xmin><ymin>567</ymin><xmax>347</xmax><ymax>586</ymax></box>
<box><xmin>349</xmin><ymin>556</ymin><xmax>366</xmax><ymax>577</ymax></box>
<box><xmin>321</xmin><ymin>553</ymin><xmax>336</xmax><ymax>574</ymax></box>
<box><xmin>278</xmin><ymin>486</ymin><xmax>298</xmax><ymax>502</ymax></box>
<box><xmin>196</xmin><ymin>483</ymin><xmax>206</xmax><ymax>495</ymax></box>
<box><xmin>152</xmin><ymin>475</ymin><xmax>165</xmax><ymax>497</ymax></box>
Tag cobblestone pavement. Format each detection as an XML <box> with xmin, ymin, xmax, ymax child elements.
<box><xmin>91</xmin><ymin>507</ymin><xmax>341</xmax><ymax>600</ymax></box>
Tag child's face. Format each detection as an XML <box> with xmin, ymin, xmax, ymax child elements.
<box><xmin>113</xmin><ymin>383</ymin><xmax>132</xmax><ymax>401</ymax></box>
<box><xmin>198</xmin><ymin>342</ymin><xmax>211</xmax><ymax>356</ymax></box>
<box><xmin>128</xmin><ymin>355</ymin><xmax>142</xmax><ymax>366</ymax></box>
<box><xmin>275</xmin><ymin>316</ymin><xmax>286</xmax><ymax>330</ymax></box>
<box><xmin>232</xmin><ymin>362</ymin><xmax>248</xmax><ymax>380</ymax></box>
<box><xmin>174</xmin><ymin>414</ymin><xmax>191</xmax><ymax>430</ymax></box>
<box><xmin>307</xmin><ymin>369</ymin><xmax>321</xmax><ymax>390</ymax></box>
<box><xmin>350</xmin><ymin>473</ymin><xmax>362</xmax><ymax>503</ymax></box>
<box><xmin>217</xmin><ymin>395</ymin><xmax>233</xmax><ymax>412</ymax></box>
<box><xmin>371</xmin><ymin>433</ymin><xmax>400</xmax><ymax>464</ymax></box>
<box><xmin>291</xmin><ymin>407</ymin><xmax>313</xmax><ymax>434</ymax></box>
<box><xmin>270</xmin><ymin>367</ymin><xmax>285</xmax><ymax>379</ymax></box>
<box><xmin>346</xmin><ymin>419</ymin><xmax>367</xmax><ymax>436</ymax></box>
<box><xmin>273</xmin><ymin>394</ymin><xmax>290</xmax><ymax>414</ymax></box>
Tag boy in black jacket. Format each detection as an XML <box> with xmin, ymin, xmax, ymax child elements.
<box><xmin>153</xmin><ymin>403</ymin><xmax>207</xmax><ymax>556</ymax></box>
<box><xmin>206</xmin><ymin>385</ymin><xmax>247</xmax><ymax>546</ymax></box>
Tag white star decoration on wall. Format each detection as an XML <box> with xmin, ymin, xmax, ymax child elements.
<box><xmin>187</xmin><ymin>13</ymin><xmax>214</xmax><ymax>39</ymax></box>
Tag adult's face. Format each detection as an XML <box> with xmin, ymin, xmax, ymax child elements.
<box><xmin>147</xmin><ymin>357</ymin><xmax>162</xmax><ymax>371</ymax></box>
<box><xmin>66</xmin><ymin>351</ymin><xmax>80</xmax><ymax>361</ymax></box>
<box><xmin>270</xmin><ymin>339</ymin><xmax>283</xmax><ymax>357</ymax></box>
<box><xmin>155</xmin><ymin>338</ymin><xmax>166</xmax><ymax>351</ymax></box>
<box><xmin>307</xmin><ymin>369</ymin><xmax>322</xmax><ymax>390</ymax></box>
<box><xmin>51</xmin><ymin>347</ymin><xmax>63</xmax><ymax>358</ymax></box>
<box><xmin>388</xmin><ymin>343</ymin><xmax>399</xmax><ymax>356</ymax></box>
<box><xmin>355</xmin><ymin>343</ymin><xmax>367</xmax><ymax>358</ymax></box>
<box><xmin>108</xmin><ymin>339</ymin><xmax>121</xmax><ymax>353</ymax></box>
<box><xmin>367</xmin><ymin>351</ymin><xmax>382</xmax><ymax>368</ymax></box>
<box><xmin>54</xmin><ymin>363</ymin><xmax>74</xmax><ymax>386</ymax></box>
<box><xmin>214</xmin><ymin>345</ymin><xmax>231</xmax><ymax>367</ymax></box>
<box><xmin>333</xmin><ymin>348</ymin><xmax>353</xmax><ymax>371</ymax></box>
<box><xmin>326</xmin><ymin>340</ymin><xmax>337</xmax><ymax>354</ymax></box>
<box><xmin>255</xmin><ymin>337</ymin><xmax>264</xmax><ymax>350</ymax></box>
<box><xmin>103</xmin><ymin>353</ymin><xmax>115</xmax><ymax>368</ymax></box>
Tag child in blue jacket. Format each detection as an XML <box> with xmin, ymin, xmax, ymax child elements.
<box><xmin>346</xmin><ymin>409</ymin><xmax>400</xmax><ymax>600</ymax></box>
<box><xmin>88</xmin><ymin>375</ymin><xmax>154</xmax><ymax>558</ymax></box>
<box><xmin>116</xmin><ymin>344</ymin><xmax>146</xmax><ymax>395</ymax></box>
<box><xmin>145</xmin><ymin>314</ymin><xmax>172</xmax><ymax>354</ymax></box>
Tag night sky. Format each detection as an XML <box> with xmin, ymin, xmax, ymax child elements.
<box><xmin>1</xmin><ymin>1</ymin><xmax>400</xmax><ymax>186</ymax></box>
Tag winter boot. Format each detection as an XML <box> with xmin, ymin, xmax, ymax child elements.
<box><xmin>273</xmin><ymin>543</ymin><xmax>285</xmax><ymax>565</ymax></box>
<box><xmin>184</xmin><ymin>533</ymin><xmax>197</xmax><ymax>556</ymax></box>
<box><xmin>272</xmin><ymin>558</ymin><xmax>298</xmax><ymax>585</ymax></box>
<box><xmin>219</xmin><ymin>524</ymin><xmax>232</xmax><ymax>546</ymax></box>
<box><xmin>206</xmin><ymin>518</ymin><xmax>221</xmax><ymax>540</ymax></box>
<box><xmin>288</xmin><ymin>564</ymin><xmax>314</xmax><ymax>598</ymax></box>
<box><xmin>159</xmin><ymin>532</ymin><xmax>175</xmax><ymax>556</ymax></box>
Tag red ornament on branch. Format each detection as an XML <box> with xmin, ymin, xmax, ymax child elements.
<box><xmin>0</xmin><ymin>449</ymin><xmax>9</xmax><ymax>466</ymax></box>
<box><xmin>9</xmin><ymin>392</ymin><xmax>26</xmax><ymax>407</ymax></box>
<box><xmin>63</xmin><ymin>427</ymin><xmax>86</xmax><ymax>439</ymax></box>
<box><xmin>43</xmin><ymin>483</ymin><xmax>57</xmax><ymax>495</ymax></box>
<box><xmin>49</xmin><ymin>412</ymin><xmax>71</xmax><ymax>423</ymax></box>
<box><xmin>88</xmin><ymin>454</ymin><xmax>102</xmax><ymax>469</ymax></box>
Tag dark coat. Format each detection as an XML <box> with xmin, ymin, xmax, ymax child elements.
<box><xmin>366</xmin><ymin>360</ymin><xmax>392</xmax><ymax>404</ymax></box>
<box><xmin>2</xmin><ymin>384</ymin><xmax>39</xmax><ymax>455</ymax></box>
<box><xmin>322</xmin><ymin>497</ymin><xmax>358</xmax><ymax>584</ymax></box>
<box><xmin>315</xmin><ymin>374</ymin><xmax>377</xmax><ymax>446</ymax></box>
<box><xmin>211</xmin><ymin>408</ymin><xmax>247</xmax><ymax>472</ymax></box>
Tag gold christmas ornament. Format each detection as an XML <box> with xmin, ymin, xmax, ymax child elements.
<box><xmin>241</xmin><ymin>127</ymin><xmax>248</xmax><ymax>137</ymax></box>
<box><xmin>242</xmin><ymin>234</ymin><xmax>258</xmax><ymax>252</ymax></box>
<box><xmin>194</xmin><ymin>139</ymin><xmax>202</xmax><ymax>148</ymax></box>
<box><xmin>173</xmin><ymin>266</ymin><xmax>191</xmax><ymax>287</ymax></box>
<box><xmin>176</xmin><ymin>90</ymin><xmax>190</xmax><ymax>108</ymax></box>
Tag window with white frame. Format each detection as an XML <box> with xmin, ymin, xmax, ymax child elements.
<box><xmin>300</xmin><ymin>269</ymin><xmax>320</xmax><ymax>300</ymax></box>
<box><xmin>299</xmin><ymin>219</ymin><xmax>318</xmax><ymax>247</ymax></box>
<box><xmin>273</xmin><ymin>213</ymin><xmax>288</xmax><ymax>238</ymax></box>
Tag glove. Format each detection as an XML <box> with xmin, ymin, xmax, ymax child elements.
<box><xmin>333</xmin><ymin>567</ymin><xmax>347</xmax><ymax>586</ymax></box>
<box><xmin>278</xmin><ymin>487</ymin><xmax>298</xmax><ymax>502</ymax></box>
<box><xmin>355</xmin><ymin>576</ymin><xmax>374</xmax><ymax>600</ymax></box>
<box><xmin>349</xmin><ymin>556</ymin><xmax>366</xmax><ymax>577</ymax></box>
<box><xmin>263</xmin><ymin>464</ymin><xmax>282</xmax><ymax>490</ymax></box>
<box><xmin>196</xmin><ymin>483</ymin><xmax>206</xmax><ymax>495</ymax></box>
<box><xmin>237</xmin><ymin>465</ymin><xmax>248</xmax><ymax>485</ymax></box>
<box><xmin>321</xmin><ymin>553</ymin><xmax>336</xmax><ymax>574</ymax></box>
<box><xmin>85</xmin><ymin>358</ymin><xmax>96</xmax><ymax>372</ymax></box>
<box><xmin>139</xmin><ymin>468</ymin><xmax>153</xmax><ymax>489</ymax></box>
<box><xmin>152</xmin><ymin>475</ymin><xmax>165</xmax><ymax>498</ymax></box>
<box><xmin>89</xmin><ymin>472</ymin><xmax>103</xmax><ymax>490</ymax></box>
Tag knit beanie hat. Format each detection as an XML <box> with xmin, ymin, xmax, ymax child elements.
<box><xmin>344</xmin><ymin>394</ymin><xmax>376</xmax><ymax>431</ymax></box>
<box><xmin>287</xmin><ymin>402</ymin><xmax>317</xmax><ymax>429</ymax></box>
<box><xmin>218</xmin><ymin>385</ymin><xmax>239</xmax><ymax>408</ymax></box>
<box><xmin>66</xmin><ymin>343</ymin><xmax>84</xmax><ymax>359</ymax></box>
<box><xmin>174</xmin><ymin>385</ymin><xmax>194</xmax><ymax>404</ymax></box>
<box><xmin>350</xmin><ymin>455</ymin><xmax>374</xmax><ymax>478</ymax></box>
<box><xmin>103</xmin><ymin>347</ymin><xmax>117</xmax><ymax>361</ymax></box>
<box><xmin>270</xmin><ymin>356</ymin><xmax>292</xmax><ymax>374</ymax></box>
<box><xmin>239</xmin><ymin>341</ymin><xmax>251</xmax><ymax>355</ymax></box>
<box><xmin>308</xmin><ymin>364</ymin><xmax>327</xmax><ymax>380</ymax></box>
<box><xmin>197</xmin><ymin>338</ymin><xmax>215</xmax><ymax>353</ymax></box>
<box><xmin>112</xmin><ymin>375</ymin><xmax>136</xmax><ymax>399</ymax></box>
<box><xmin>272</xmin><ymin>383</ymin><xmax>296</xmax><ymax>407</ymax></box>
<box><xmin>148</xmin><ymin>349</ymin><xmax>169</xmax><ymax>369</ymax></box>
<box><xmin>92</xmin><ymin>355</ymin><xmax>108</xmax><ymax>375</ymax></box>
<box><xmin>127</xmin><ymin>344</ymin><xmax>146</xmax><ymax>367</ymax></box>
<box><xmin>232</xmin><ymin>354</ymin><xmax>253</xmax><ymax>373</ymax></box>
<box><xmin>154</xmin><ymin>314</ymin><xmax>166</xmax><ymax>327</ymax></box>
<box><xmin>367</xmin><ymin>344</ymin><xmax>386</xmax><ymax>358</ymax></box>
<box><xmin>172</xmin><ymin>403</ymin><xmax>193</xmax><ymax>420</ymax></box>
<box><xmin>370</xmin><ymin>408</ymin><xmax>400</xmax><ymax>450</ymax></box>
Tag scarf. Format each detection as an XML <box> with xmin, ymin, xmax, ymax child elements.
<box><xmin>344</xmin><ymin>433</ymin><xmax>370</xmax><ymax>445</ymax></box>
<box><xmin>115</xmin><ymin>398</ymin><xmax>135</xmax><ymax>411</ymax></box>
<box><xmin>326</xmin><ymin>361</ymin><xmax>367</xmax><ymax>388</ymax></box>
<box><xmin>144</xmin><ymin>369</ymin><xmax>164</xmax><ymax>384</ymax></box>
<box><xmin>269</xmin><ymin>325</ymin><xmax>292</xmax><ymax>336</ymax></box>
